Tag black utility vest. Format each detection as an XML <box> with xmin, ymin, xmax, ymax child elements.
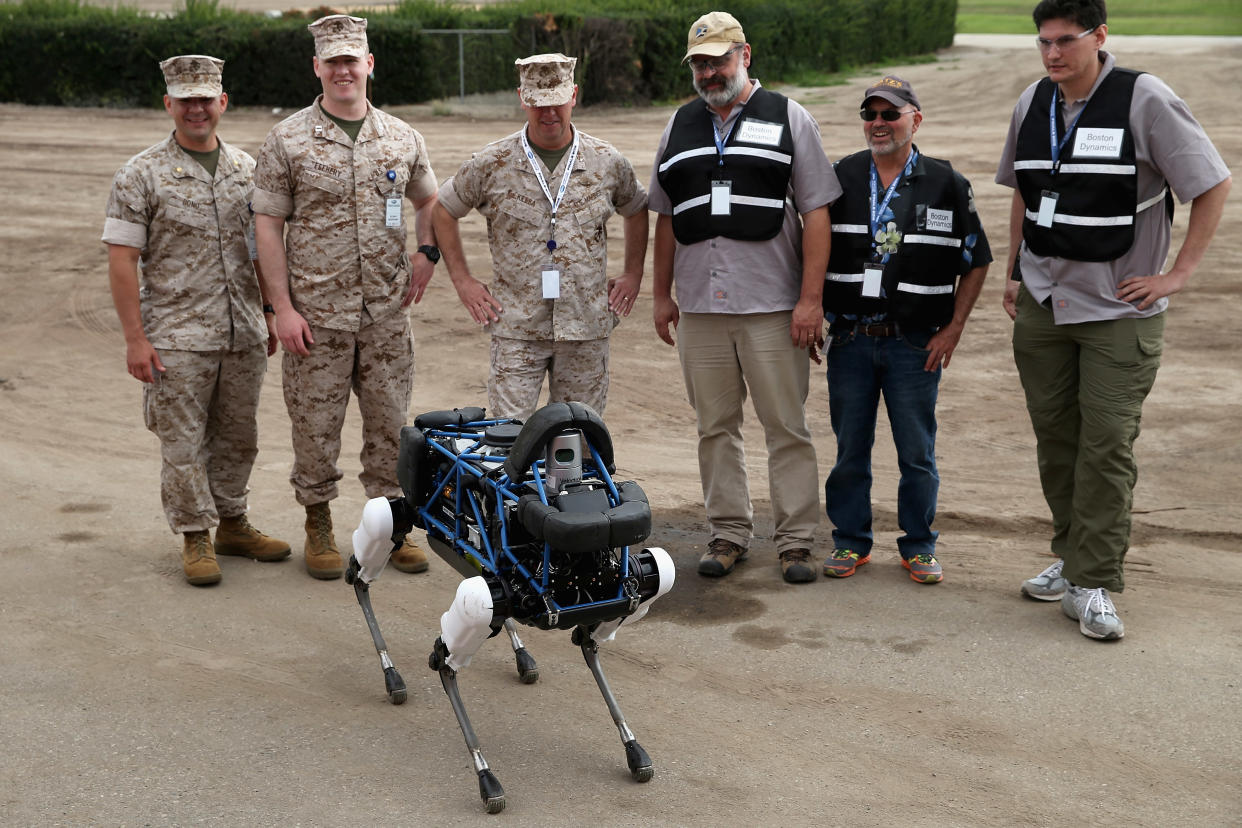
<box><xmin>656</xmin><ymin>88</ymin><xmax>794</xmax><ymax>245</ymax></box>
<box><xmin>825</xmin><ymin>150</ymin><xmax>965</xmax><ymax>328</ymax></box>
<box><xmin>1015</xmin><ymin>68</ymin><xmax>1168</xmax><ymax>262</ymax></box>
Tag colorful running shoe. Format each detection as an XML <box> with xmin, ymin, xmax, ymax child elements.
<box><xmin>822</xmin><ymin>548</ymin><xmax>870</xmax><ymax>578</ymax></box>
<box><xmin>902</xmin><ymin>553</ymin><xmax>943</xmax><ymax>584</ymax></box>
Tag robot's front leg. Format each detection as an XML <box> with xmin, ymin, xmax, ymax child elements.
<box><xmin>429</xmin><ymin>638</ymin><xmax>505</xmax><ymax>814</ymax></box>
<box><xmin>346</xmin><ymin>496</ymin><xmax>415</xmax><ymax>704</ymax></box>
<box><xmin>572</xmin><ymin>627</ymin><xmax>654</xmax><ymax>783</ymax></box>
<box><xmin>502</xmin><ymin>618</ymin><xmax>538</xmax><ymax>684</ymax></box>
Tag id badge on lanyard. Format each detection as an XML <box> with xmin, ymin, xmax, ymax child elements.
<box><xmin>384</xmin><ymin>170</ymin><xmax>402</xmax><ymax>228</ymax></box>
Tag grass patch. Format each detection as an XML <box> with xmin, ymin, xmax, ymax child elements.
<box><xmin>957</xmin><ymin>0</ymin><xmax>1242</xmax><ymax>35</ymax></box>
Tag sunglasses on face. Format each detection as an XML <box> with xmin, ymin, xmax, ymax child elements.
<box><xmin>1036</xmin><ymin>26</ymin><xmax>1096</xmax><ymax>52</ymax></box>
<box><xmin>859</xmin><ymin>108</ymin><xmax>911</xmax><ymax>122</ymax></box>
<box><xmin>689</xmin><ymin>46</ymin><xmax>741</xmax><ymax>74</ymax></box>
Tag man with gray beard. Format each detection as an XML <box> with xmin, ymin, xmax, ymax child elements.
<box><xmin>819</xmin><ymin>76</ymin><xmax>990</xmax><ymax>586</ymax></box>
<box><xmin>649</xmin><ymin>11</ymin><xmax>839</xmax><ymax>584</ymax></box>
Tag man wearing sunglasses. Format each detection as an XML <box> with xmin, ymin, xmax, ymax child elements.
<box><xmin>102</xmin><ymin>55</ymin><xmax>290</xmax><ymax>586</ymax></box>
<box><xmin>650</xmin><ymin>11</ymin><xmax>839</xmax><ymax>584</ymax></box>
<box><xmin>997</xmin><ymin>0</ymin><xmax>1231</xmax><ymax>639</ymax></box>
<box><xmin>821</xmin><ymin>76</ymin><xmax>991</xmax><ymax>586</ymax></box>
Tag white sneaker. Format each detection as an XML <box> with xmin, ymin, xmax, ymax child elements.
<box><xmin>1020</xmin><ymin>559</ymin><xmax>1067</xmax><ymax>601</ymax></box>
<box><xmin>1060</xmin><ymin>584</ymin><xmax>1124</xmax><ymax>640</ymax></box>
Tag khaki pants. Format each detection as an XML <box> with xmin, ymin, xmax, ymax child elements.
<box><xmin>677</xmin><ymin>311</ymin><xmax>819</xmax><ymax>552</ymax></box>
<box><xmin>488</xmin><ymin>336</ymin><xmax>609</xmax><ymax>421</ymax></box>
<box><xmin>144</xmin><ymin>347</ymin><xmax>266</xmax><ymax>533</ymax></box>
<box><xmin>1012</xmin><ymin>285</ymin><xmax>1164</xmax><ymax>591</ymax></box>
<box><xmin>282</xmin><ymin>311</ymin><xmax>414</xmax><ymax>505</ymax></box>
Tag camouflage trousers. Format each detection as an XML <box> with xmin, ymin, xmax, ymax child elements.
<box><xmin>488</xmin><ymin>336</ymin><xmax>609</xmax><ymax>421</ymax></box>
<box><xmin>143</xmin><ymin>347</ymin><xmax>266</xmax><ymax>533</ymax></box>
<box><xmin>282</xmin><ymin>311</ymin><xmax>414</xmax><ymax>505</ymax></box>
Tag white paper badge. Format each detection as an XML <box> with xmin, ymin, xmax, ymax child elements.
<box><xmin>1037</xmin><ymin>192</ymin><xmax>1059</xmax><ymax>228</ymax></box>
<box><xmin>926</xmin><ymin>208</ymin><xmax>953</xmax><ymax>233</ymax></box>
<box><xmin>736</xmin><ymin>118</ymin><xmax>784</xmax><ymax>147</ymax></box>
<box><xmin>542</xmin><ymin>268</ymin><xmax>561</xmax><ymax>299</ymax></box>
<box><xmin>1073</xmin><ymin>127</ymin><xmax>1124</xmax><ymax>159</ymax></box>
<box><xmin>385</xmin><ymin>196</ymin><xmax>403</xmax><ymax>228</ymax></box>
<box><xmin>711</xmin><ymin>180</ymin><xmax>732</xmax><ymax>216</ymax></box>
<box><xmin>862</xmin><ymin>264</ymin><xmax>884</xmax><ymax>298</ymax></box>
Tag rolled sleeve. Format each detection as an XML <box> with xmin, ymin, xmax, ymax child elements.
<box><xmin>101</xmin><ymin>217</ymin><xmax>146</xmax><ymax>248</ymax></box>
<box><xmin>436</xmin><ymin>174</ymin><xmax>473</xmax><ymax>219</ymax></box>
<box><xmin>250</xmin><ymin>187</ymin><xmax>293</xmax><ymax>218</ymax></box>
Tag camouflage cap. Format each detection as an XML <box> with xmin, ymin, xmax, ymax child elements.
<box><xmin>862</xmin><ymin>74</ymin><xmax>921</xmax><ymax>110</ymax></box>
<box><xmin>515</xmin><ymin>53</ymin><xmax>577</xmax><ymax>107</ymax></box>
<box><xmin>684</xmin><ymin>11</ymin><xmax>745</xmax><ymax>61</ymax></box>
<box><xmin>308</xmin><ymin>14</ymin><xmax>369</xmax><ymax>60</ymax></box>
<box><xmin>159</xmin><ymin>54</ymin><xmax>224</xmax><ymax>99</ymax></box>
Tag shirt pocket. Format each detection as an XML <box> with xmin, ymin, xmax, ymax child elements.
<box><xmin>302</xmin><ymin>168</ymin><xmax>348</xmax><ymax>197</ymax></box>
<box><xmin>163</xmin><ymin>202</ymin><xmax>216</xmax><ymax>233</ymax></box>
<box><xmin>573</xmin><ymin>195</ymin><xmax>612</xmax><ymax>255</ymax></box>
<box><xmin>374</xmin><ymin>166</ymin><xmax>410</xmax><ymax>198</ymax></box>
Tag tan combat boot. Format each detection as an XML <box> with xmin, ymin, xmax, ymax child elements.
<box><xmin>304</xmin><ymin>502</ymin><xmax>344</xmax><ymax>580</ymax></box>
<box><xmin>182</xmin><ymin>530</ymin><xmax>222</xmax><ymax>586</ymax></box>
<box><xmin>215</xmin><ymin>514</ymin><xmax>291</xmax><ymax>562</ymax></box>
<box><xmin>391</xmin><ymin>536</ymin><xmax>430</xmax><ymax>573</ymax></box>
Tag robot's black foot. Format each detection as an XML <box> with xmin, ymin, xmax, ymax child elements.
<box><xmin>624</xmin><ymin>739</ymin><xmax>653</xmax><ymax>783</ymax></box>
<box><xmin>478</xmin><ymin>769</ymin><xmax>505</xmax><ymax>814</ymax></box>
<box><xmin>383</xmin><ymin>665</ymin><xmax>407</xmax><ymax>705</ymax></box>
<box><xmin>514</xmin><ymin>647</ymin><xmax>539</xmax><ymax>684</ymax></box>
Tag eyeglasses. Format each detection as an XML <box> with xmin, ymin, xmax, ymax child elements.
<box><xmin>1036</xmin><ymin>26</ymin><xmax>1096</xmax><ymax>52</ymax></box>
<box><xmin>859</xmin><ymin>108</ymin><xmax>913</xmax><ymax>122</ymax></box>
<box><xmin>689</xmin><ymin>46</ymin><xmax>741</xmax><ymax>74</ymax></box>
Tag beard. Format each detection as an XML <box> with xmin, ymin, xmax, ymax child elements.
<box><xmin>693</xmin><ymin>66</ymin><xmax>749</xmax><ymax>109</ymax></box>
<box><xmin>868</xmin><ymin>130</ymin><xmax>912</xmax><ymax>158</ymax></box>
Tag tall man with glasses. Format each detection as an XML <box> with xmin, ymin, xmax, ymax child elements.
<box><xmin>434</xmin><ymin>53</ymin><xmax>648</xmax><ymax>420</ymax></box>
<box><xmin>820</xmin><ymin>76</ymin><xmax>990</xmax><ymax>586</ymax></box>
<box><xmin>103</xmin><ymin>55</ymin><xmax>290</xmax><ymax>586</ymax></box>
<box><xmin>254</xmin><ymin>15</ymin><xmax>440</xmax><ymax>580</ymax></box>
<box><xmin>997</xmin><ymin>0</ymin><xmax>1230</xmax><ymax>639</ymax></box>
<box><xmin>650</xmin><ymin>11</ymin><xmax>839</xmax><ymax>584</ymax></box>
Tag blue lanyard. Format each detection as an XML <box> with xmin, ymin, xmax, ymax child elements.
<box><xmin>712</xmin><ymin>118</ymin><xmax>736</xmax><ymax>167</ymax></box>
<box><xmin>1048</xmin><ymin>87</ymin><xmax>1086</xmax><ymax>175</ymax></box>
<box><xmin>869</xmin><ymin>149</ymin><xmax>918</xmax><ymax>242</ymax></box>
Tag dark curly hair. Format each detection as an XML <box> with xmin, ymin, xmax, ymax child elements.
<box><xmin>1032</xmin><ymin>0</ymin><xmax>1107</xmax><ymax>31</ymax></box>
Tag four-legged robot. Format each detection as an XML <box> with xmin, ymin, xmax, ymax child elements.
<box><xmin>345</xmin><ymin>402</ymin><xmax>675</xmax><ymax>813</ymax></box>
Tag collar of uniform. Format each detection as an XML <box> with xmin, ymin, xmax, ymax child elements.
<box><xmin>163</xmin><ymin>130</ymin><xmax>238</xmax><ymax>183</ymax></box>
<box><xmin>311</xmin><ymin>94</ymin><xmax>382</xmax><ymax>144</ymax></box>
<box><xmin>514</xmin><ymin>126</ymin><xmax>588</xmax><ymax>176</ymax></box>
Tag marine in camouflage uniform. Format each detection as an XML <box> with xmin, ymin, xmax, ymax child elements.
<box><xmin>434</xmin><ymin>53</ymin><xmax>648</xmax><ymax>420</ymax></box>
<box><xmin>253</xmin><ymin>15</ymin><xmax>439</xmax><ymax>579</ymax></box>
<box><xmin>102</xmin><ymin>54</ymin><xmax>290</xmax><ymax>587</ymax></box>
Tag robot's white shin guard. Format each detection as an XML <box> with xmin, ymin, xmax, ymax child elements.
<box><xmin>351</xmin><ymin>497</ymin><xmax>396</xmax><ymax>584</ymax></box>
<box><xmin>594</xmin><ymin>547</ymin><xmax>676</xmax><ymax>643</ymax></box>
<box><xmin>440</xmin><ymin>576</ymin><xmax>496</xmax><ymax>672</ymax></box>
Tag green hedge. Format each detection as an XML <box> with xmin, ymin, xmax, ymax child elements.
<box><xmin>0</xmin><ymin>0</ymin><xmax>956</xmax><ymax>107</ymax></box>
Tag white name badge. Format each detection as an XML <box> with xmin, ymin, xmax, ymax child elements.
<box><xmin>385</xmin><ymin>196</ymin><xmax>403</xmax><ymax>228</ymax></box>
<box><xmin>925</xmin><ymin>207</ymin><xmax>953</xmax><ymax>233</ymax></box>
<box><xmin>735</xmin><ymin>118</ymin><xmax>784</xmax><ymax>147</ymax></box>
<box><xmin>862</xmin><ymin>264</ymin><xmax>884</xmax><ymax>298</ymax></box>
<box><xmin>711</xmin><ymin>180</ymin><xmax>732</xmax><ymax>216</ymax></box>
<box><xmin>542</xmin><ymin>267</ymin><xmax>561</xmax><ymax>299</ymax></box>
<box><xmin>1073</xmin><ymin>127</ymin><xmax>1125</xmax><ymax>159</ymax></box>
<box><xmin>1037</xmin><ymin>190</ymin><xmax>1059</xmax><ymax>228</ymax></box>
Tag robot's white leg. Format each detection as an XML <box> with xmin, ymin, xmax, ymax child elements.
<box><xmin>573</xmin><ymin>627</ymin><xmax>654</xmax><ymax>783</ymax></box>
<box><xmin>593</xmin><ymin>547</ymin><xmax>676</xmax><ymax>643</ymax></box>
<box><xmin>439</xmin><ymin>576</ymin><xmax>497</xmax><ymax>672</ymax></box>
<box><xmin>344</xmin><ymin>497</ymin><xmax>414</xmax><ymax>705</ymax></box>
<box><xmin>429</xmin><ymin>637</ymin><xmax>506</xmax><ymax>814</ymax></box>
<box><xmin>502</xmin><ymin>618</ymin><xmax>539</xmax><ymax>684</ymax></box>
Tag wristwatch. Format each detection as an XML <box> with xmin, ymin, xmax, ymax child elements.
<box><xmin>417</xmin><ymin>244</ymin><xmax>441</xmax><ymax>264</ymax></box>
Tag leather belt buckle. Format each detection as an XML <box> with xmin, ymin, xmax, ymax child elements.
<box><xmin>859</xmin><ymin>322</ymin><xmax>896</xmax><ymax>337</ymax></box>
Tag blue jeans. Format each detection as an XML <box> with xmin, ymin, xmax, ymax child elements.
<box><xmin>824</xmin><ymin>326</ymin><xmax>941</xmax><ymax>559</ymax></box>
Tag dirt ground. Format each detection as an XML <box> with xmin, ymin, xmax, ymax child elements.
<box><xmin>2</xmin><ymin>35</ymin><xmax>1240</xmax><ymax>826</ymax></box>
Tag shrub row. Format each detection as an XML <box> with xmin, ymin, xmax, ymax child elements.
<box><xmin>0</xmin><ymin>0</ymin><xmax>956</xmax><ymax>107</ymax></box>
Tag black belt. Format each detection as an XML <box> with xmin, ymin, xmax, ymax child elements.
<box><xmin>854</xmin><ymin>321</ymin><xmax>898</xmax><ymax>337</ymax></box>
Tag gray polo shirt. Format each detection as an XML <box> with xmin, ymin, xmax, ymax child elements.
<box><xmin>648</xmin><ymin>80</ymin><xmax>841</xmax><ymax>315</ymax></box>
<box><xmin>996</xmin><ymin>51</ymin><xmax>1230</xmax><ymax>324</ymax></box>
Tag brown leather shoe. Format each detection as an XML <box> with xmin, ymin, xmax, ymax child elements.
<box><xmin>698</xmin><ymin>538</ymin><xmax>748</xmax><ymax>577</ymax></box>
<box><xmin>215</xmin><ymin>514</ymin><xmax>291</xmax><ymax>562</ymax></box>
<box><xmin>779</xmin><ymin>548</ymin><xmax>817</xmax><ymax>584</ymax></box>
<box><xmin>182</xmin><ymin>530</ymin><xmax>222</xmax><ymax>586</ymax></box>
<box><xmin>391</xmin><ymin>536</ymin><xmax>430</xmax><ymax>573</ymax></box>
<box><xmin>304</xmin><ymin>502</ymin><xmax>344</xmax><ymax>580</ymax></box>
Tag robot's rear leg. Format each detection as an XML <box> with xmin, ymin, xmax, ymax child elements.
<box><xmin>346</xmin><ymin>559</ymin><xmax>407</xmax><ymax>705</ymax></box>
<box><xmin>573</xmin><ymin>627</ymin><xmax>654</xmax><ymax>783</ymax></box>
<box><xmin>429</xmin><ymin>638</ymin><xmax>506</xmax><ymax>814</ymax></box>
<box><xmin>502</xmin><ymin>618</ymin><xmax>539</xmax><ymax>684</ymax></box>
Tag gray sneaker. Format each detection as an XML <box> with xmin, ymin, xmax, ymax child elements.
<box><xmin>1060</xmin><ymin>584</ymin><xmax>1125</xmax><ymax>640</ymax></box>
<box><xmin>1021</xmin><ymin>559</ymin><xmax>1067</xmax><ymax>601</ymax></box>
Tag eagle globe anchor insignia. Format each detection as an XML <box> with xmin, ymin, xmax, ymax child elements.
<box><xmin>345</xmin><ymin>401</ymin><xmax>675</xmax><ymax>814</ymax></box>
